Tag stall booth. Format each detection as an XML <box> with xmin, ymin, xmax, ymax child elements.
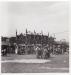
<box><xmin>1</xmin><ymin>42</ymin><xmax>16</xmax><ymax>55</ymax></box>
<box><xmin>1</xmin><ymin>42</ymin><xmax>9</xmax><ymax>56</ymax></box>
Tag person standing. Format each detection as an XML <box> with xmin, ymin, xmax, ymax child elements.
<box><xmin>15</xmin><ymin>45</ymin><xmax>18</xmax><ymax>54</ymax></box>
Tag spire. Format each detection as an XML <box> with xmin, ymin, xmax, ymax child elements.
<box><xmin>16</xmin><ymin>29</ymin><xmax>17</xmax><ymax>37</ymax></box>
<box><xmin>26</xmin><ymin>29</ymin><xmax>28</xmax><ymax>34</ymax></box>
<box><xmin>48</xmin><ymin>32</ymin><xmax>49</xmax><ymax>37</ymax></box>
<box><xmin>34</xmin><ymin>30</ymin><xmax>36</xmax><ymax>34</ymax></box>
<box><xmin>16</xmin><ymin>29</ymin><xmax>18</xmax><ymax>44</ymax></box>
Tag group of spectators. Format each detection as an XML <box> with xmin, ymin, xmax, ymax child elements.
<box><xmin>35</xmin><ymin>44</ymin><xmax>69</xmax><ymax>59</ymax></box>
<box><xmin>1</xmin><ymin>43</ymin><xmax>69</xmax><ymax>59</ymax></box>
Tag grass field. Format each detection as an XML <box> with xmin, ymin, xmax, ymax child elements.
<box><xmin>1</xmin><ymin>53</ymin><xmax>69</xmax><ymax>73</ymax></box>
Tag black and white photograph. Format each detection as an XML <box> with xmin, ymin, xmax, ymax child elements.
<box><xmin>0</xmin><ymin>1</ymin><xmax>69</xmax><ymax>73</ymax></box>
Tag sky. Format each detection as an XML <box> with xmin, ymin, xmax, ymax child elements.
<box><xmin>0</xmin><ymin>1</ymin><xmax>69</xmax><ymax>41</ymax></box>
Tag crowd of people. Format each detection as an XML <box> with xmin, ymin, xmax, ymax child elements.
<box><xmin>1</xmin><ymin>43</ymin><xmax>69</xmax><ymax>59</ymax></box>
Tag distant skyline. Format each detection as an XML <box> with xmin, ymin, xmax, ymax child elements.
<box><xmin>0</xmin><ymin>1</ymin><xmax>69</xmax><ymax>41</ymax></box>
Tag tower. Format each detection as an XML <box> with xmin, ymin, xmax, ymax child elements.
<box><xmin>48</xmin><ymin>32</ymin><xmax>49</xmax><ymax>37</ymax></box>
<box><xmin>26</xmin><ymin>29</ymin><xmax>28</xmax><ymax>35</ymax></box>
<box><xmin>41</xmin><ymin>30</ymin><xmax>43</xmax><ymax>45</ymax></box>
<box><xmin>16</xmin><ymin>29</ymin><xmax>17</xmax><ymax>37</ymax></box>
<box><xmin>16</xmin><ymin>29</ymin><xmax>17</xmax><ymax>44</ymax></box>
